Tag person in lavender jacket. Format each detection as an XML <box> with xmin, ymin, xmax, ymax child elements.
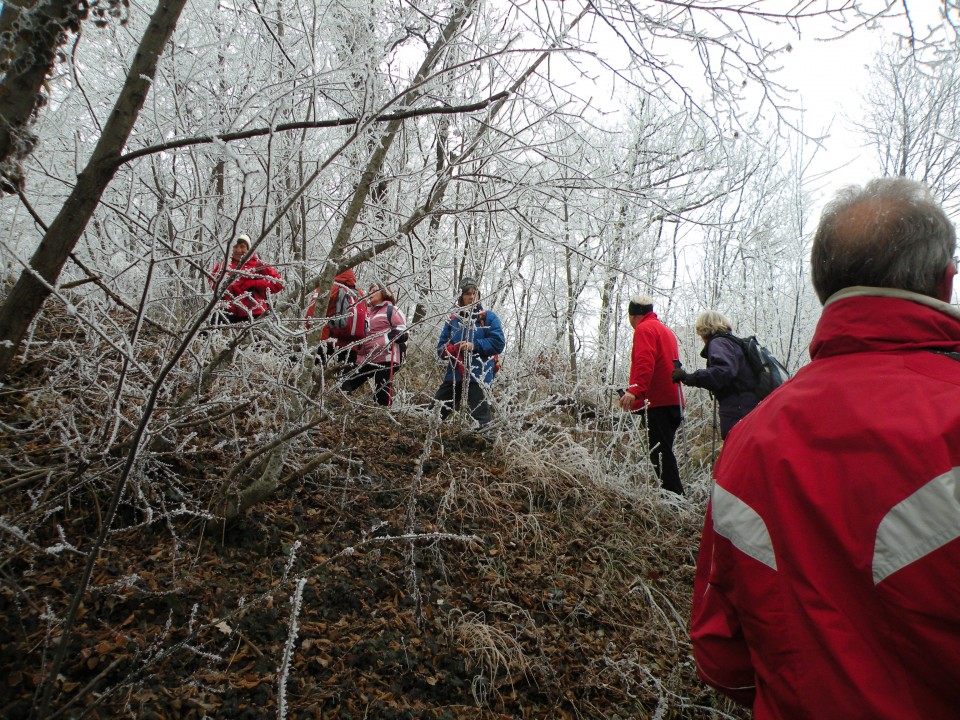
<box><xmin>671</xmin><ymin>311</ymin><xmax>760</xmax><ymax>439</ymax></box>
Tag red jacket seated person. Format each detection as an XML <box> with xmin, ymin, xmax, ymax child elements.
<box><xmin>210</xmin><ymin>234</ymin><xmax>283</xmax><ymax>322</ymax></box>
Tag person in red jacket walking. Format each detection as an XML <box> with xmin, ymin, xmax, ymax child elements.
<box><xmin>617</xmin><ymin>295</ymin><xmax>684</xmax><ymax>495</ymax></box>
<box><xmin>210</xmin><ymin>234</ymin><xmax>283</xmax><ymax>323</ymax></box>
<box><xmin>306</xmin><ymin>268</ymin><xmax>366</xmax><ymax>365</ymax></box>
<box><xmin>690</xmin><ymin>177</ymin><xmax>960</xmax><ymax>719</ymax></box>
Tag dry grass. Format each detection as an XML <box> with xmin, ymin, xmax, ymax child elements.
<box><xmin>449</xmin><ymin>607</ymin><xmax>546</xmax><ymax>705</ymax></box>
<box><xmin>0</xmin><ymin>300</ymin><xmax>743</xmax><ymax>719</ymax></box>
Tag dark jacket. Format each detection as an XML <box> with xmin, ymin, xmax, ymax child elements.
<box><xmin>682</xmin><ymin>334</ymin><xmax>759</xmax><ymax>438</ymax></box>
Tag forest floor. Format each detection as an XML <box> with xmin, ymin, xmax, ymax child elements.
<box><xmin>0</xmin><ymin>327</ymin><xmax>746</xmax><ymax>719</ymax></box>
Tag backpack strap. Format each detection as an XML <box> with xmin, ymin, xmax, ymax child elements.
<box><xmin>929</xmin><ymin>350</ymin><xmax>960</xmax><ymax>362</ymax></box>
<box><xmin>385</xmin><ymin>302</ymin><xmax>400</xmax><ymax>341</ymax></box>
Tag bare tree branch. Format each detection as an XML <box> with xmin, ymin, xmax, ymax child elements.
<box><xmin>113</xmin><ymin>91</ymin><xmax>511</xmax><ymax>167</ymax></box>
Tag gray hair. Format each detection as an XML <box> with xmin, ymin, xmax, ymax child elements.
<box><xmin>628</xmin><ymin>295</ymin><xmax>654</xmax><ymax>316</ymax></box>
<box><xmin>811</xmin><ymin>177</ymin><xmax>956</xmax><ymax>303</ymax></box>
<box><xmin>695</xmin><ymin>310</ymin><xmax>732</xmax><ymax>339</ymax></box>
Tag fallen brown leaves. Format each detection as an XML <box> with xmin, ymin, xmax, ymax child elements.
<box><xmin>0</xmin><ymin>348</ymin><xmax>746</xmax><ymax>719</ymax></box>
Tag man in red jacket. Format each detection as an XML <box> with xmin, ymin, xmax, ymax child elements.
<box><xmin>690</xmin><ymin>177</ymin><xmax>960</xmax><ymax>719</ymax></box>
<box><xmin>618</xmin><ymin>295</ymin><xmax>684</xmax><ymax>495</ymax></box>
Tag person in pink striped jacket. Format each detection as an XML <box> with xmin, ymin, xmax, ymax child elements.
<box><xmin>340</xmin><ymin>283</ymin><xmax>407</xmax><ymax>406</ymax></box>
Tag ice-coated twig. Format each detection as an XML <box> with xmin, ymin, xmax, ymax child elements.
<box><xmin>276</xmin><ymin>576</ymin><xmax>307</xmax><ymax>720</ymax></box>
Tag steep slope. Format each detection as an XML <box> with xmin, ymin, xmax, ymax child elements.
<box><xmin>0</xmin><ymin>301</ymin><xmax>743</xmax><ymax>718</ymax></box>
<box><xmin>0</xmin><ymin>398</ymin><xmax>744</xmax><ymax>719</ymax></box>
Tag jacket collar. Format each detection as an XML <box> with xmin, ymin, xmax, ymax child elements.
<box><xmin>455</xmin><ymin>302</ymin><xmax>484</xmax><ymax>319</ymax></box>
<box><xmin>825</xmin><ymin>286</ymin><xmax>960</xmax><ymax>322</ymax></box>
<box><xmin>810</xmin><ymin>287</ymin><xmax>960</xmax><ymax>360</ymax></box>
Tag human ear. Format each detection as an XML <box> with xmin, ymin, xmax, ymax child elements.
<box><xmin>936</xmin><ymin>260</ymin><xmax>956</xmax><ymax>303</ymax></box>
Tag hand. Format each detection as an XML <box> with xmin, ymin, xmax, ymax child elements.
<box><xmin>457</xmin><ymin>341</ymin><xmax>475</xmax><ymax>352</ymax></box>
<box><xmin>618</xmin><ymin>391</ymin><xmax>636</xmax><ymax>410</ymax></box>
<box><xmin>671</xmin><ymin>368</ymin><xmax>686</xmax><ymax>383</ymax></box>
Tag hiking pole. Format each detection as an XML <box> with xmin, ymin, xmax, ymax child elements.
<box><xmin>711</xmin><ymin>397</ymin><xmax>718</xmax><ymax>465</ymax></box>
<box><xmin>387</xmin><ymin>350</ymin><xmax>395</xmax><ymax>407</ymax></box>
<box><xmin>673</xmin><ymin>360</ymin><xmax>687</xmax><ymax>475</ymax></box>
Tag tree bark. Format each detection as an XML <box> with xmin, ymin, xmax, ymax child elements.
<box><xmin>309</xmin><ymin>0</ymin><xmax>481</xmax><ymax>307</ymax></box>
<box><xmin>302</xmin><ymin>5</ymin><xmax>589</xmax><ymax>312</ymax></box>
<box><xmin>0</xmin><ymin>0</ymin><xmax>190</xmax><ymax>375</ymax></box>
<box><xmin>0</xmin><ymin>0</ymin><xmax>79</xmax><ymax>192</ymax></box>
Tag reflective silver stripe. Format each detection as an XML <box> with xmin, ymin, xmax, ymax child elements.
<box><xmin>873</xmin><ymin>467</ymin><xmax>960</xmax><ymax>584</ymax></box>
<box><xmin>712</xmin><ymin>484</ymin><xmax>777</xmax><ymax>571</ymax></box>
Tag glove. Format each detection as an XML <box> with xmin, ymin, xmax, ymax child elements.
<box><xmin>445</xmin><ymin>343</ymin><xmax>466</xmax><ymax>378</ymax></box>
<box><xmin>671</xmin><ymin>368</ymin><xmax>687</xmax><ymax>383</ymax></box>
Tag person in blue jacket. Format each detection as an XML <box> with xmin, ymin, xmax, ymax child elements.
<box><xmin>671</xmin><ymin>310</ymin><xmax>760</xmax><ymax>439</ymax></box>
<box><xmin>433</xmin><ymin>276</ymin><xmax>505</xmax><ymax>428</ymax></box>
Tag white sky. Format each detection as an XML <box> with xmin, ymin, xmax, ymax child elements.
<box><xmin>781</xmin><ymin>33</ymin><xmax>875</xmax><ymax>188</ymax></box>
<box><xmin>568</xmin><ymin>2</ymin><xmax>950</xmax><ymax>202</ymax></box>
<box><xmin>777</xmin><ymin>2</ymin><xmax>953</xmax><ymax>197</ymax></box>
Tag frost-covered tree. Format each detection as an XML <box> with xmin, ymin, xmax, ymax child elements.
<box><xmin>0</xmin><ymin>2</ymin><xmax>943</xmax><ymax>717</ymax></box>
<box><xmin>857</xmin><ymin>37</ymin><xmax>960</xmax><ymax>215</ymax></box>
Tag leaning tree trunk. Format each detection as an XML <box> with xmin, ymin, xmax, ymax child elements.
<box><xmin>308</xmin><ymin>0</ymin><xmax>481</xmax><ymax>310</ymax></box>
<box><xmin>188</xmin><ymin>5</ymin><xmax>592</xmax><ymax>526</ymax></box>
<box><xmin>222</xmin><ymin>0</ymin><xmax>483</xmax><ymax>524</ymax></box>
<box><xmin>0</xmin><ymin>0</ymin><xmax>190</xmax><ymax>375</ymax></box>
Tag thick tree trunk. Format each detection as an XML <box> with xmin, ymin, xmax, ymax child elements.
<box><xmin>0</xmin><ymin>0</ymin><xmax>190</xmax><ymax>375</ymax></box>
<box><xmin>0</xmin><ymin>0</ymin><xmax>77</xmax><ymax>192</ymax></box>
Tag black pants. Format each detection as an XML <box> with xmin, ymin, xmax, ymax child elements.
<box><xmin>638</xmin><ymin>405</ymin><xmax>683</xmax><ymax>495</ymax></box>
<box><xmin>341</xmin><ymin>362</ymin><xmax>395</xmax><ymax>406</ymax></box>
<box><xmin>316</xmin><ymin>341</ymin><xmax>356</xmax><ymax>368</ymax></box>
<box><xmin>433</xmin><ymin>380</ymin><xmax>491</xmax><ymax>427</ymax></box>
<box><xmin>211</xmin><ymin>310</ymin><xmax>255</xmax><ymax>325</ymax></box>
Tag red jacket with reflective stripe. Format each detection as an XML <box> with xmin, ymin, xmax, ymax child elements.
<box><xmin>305</xmin><ymin>269</ymin><xmax>358</xmax><ymax>342</ymax></box>
<box><xmin>627</xmin><ymin>311</ymin><xmax>684</xmax><ymax>410</ymax></box>
<box><xmin>691</xmin><ymin>289</ymin><xmax>960</xmax><ymax>720</ymax></box>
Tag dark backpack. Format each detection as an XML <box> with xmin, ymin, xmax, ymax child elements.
<box><xmin>723</xmin><ymin>333</ymin><xmax>790</xmax><ymax>399</ymax></box>
<box><xmin>385</xmin><ymin>304</ymin><xmax>408</xmax><ymax>362</ymax></box>
<box><xmin>328</xmin><ymin>283</ymin><xmax>369</xmax><ymax>343</ymax></box>
<box><xmin>932</xmin><ymin>350</ymin><xmax>960</xmax><ymax>362</ymax></box>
